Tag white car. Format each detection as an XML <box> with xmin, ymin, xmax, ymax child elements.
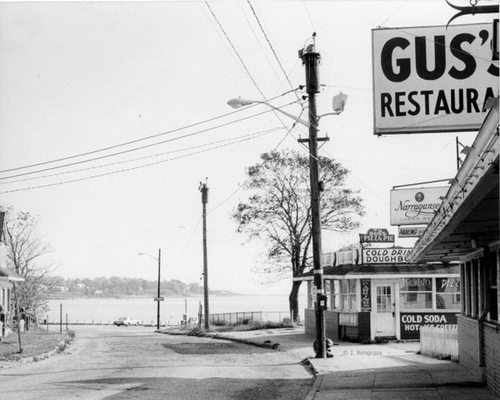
<box><xmin>113</xmin><ymin>317</ymin><xmax>142</xmax><ymax>326</ymax></box>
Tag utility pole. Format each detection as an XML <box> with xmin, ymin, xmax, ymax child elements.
<box><xmin>156</xmin><ymin>248</ymin><xmax>161</xmax><ymax>330</ymax></box>
<box><xmin>299</xmin><ymin>33</ymin><xmax>327</xmax><ymax>358</ymax></box>
<box><xmin>200</xmin><ymin>181</ymin><xmax>209</xmax><ymax>330</ymax></box>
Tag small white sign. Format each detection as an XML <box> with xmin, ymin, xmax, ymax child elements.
<box><xmin>398</xmin><ymin>226</ymin><xmax>426</xmax><ymax>238</ymax></box>
<box><xmin>390</xmin><ymin>186</ymin><xmax>448</xmax><ymax>226</ymax></box>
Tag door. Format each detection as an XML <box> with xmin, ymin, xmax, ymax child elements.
<box><xmin>373</xmin><ymin>284</ymin><xmax>396</xmax><ymax>338</ymax></box>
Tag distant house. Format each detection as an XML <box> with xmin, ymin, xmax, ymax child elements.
<box><xmin>0</xmin><ymin>211</ymin><xmax>25</xmax><ymax>335</ymax></box>
<box><xmin>0</xmin><ymin>266</ymin><xmax>24</xmax><ymax>313</ymax></box>
<box><xmin>51</xmin><ymin>285</ymin><xmax>69</xmax><ymax>293</ymax></box>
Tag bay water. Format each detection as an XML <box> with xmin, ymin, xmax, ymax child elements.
<box><xmin>46</xmin><ymin>293</ymin><xmax>307</xmax><ymax>326</ymax></box>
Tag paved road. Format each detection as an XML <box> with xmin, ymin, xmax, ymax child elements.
<box><xmin>0</xmin><ymin>326</ymin><xmax>313</xmax><ymax>400</ymax></box>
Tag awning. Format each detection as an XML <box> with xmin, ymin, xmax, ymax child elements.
<box><xmin>411</xmin><ymin>98</ymin><xmax>499</xmax><ymax>263</ymax></box>
<box><xmin>294</xmin><ymin>263</ymin><xmax>459</xmax><ymax>280</ymax></box>
<box><xmin>0</xmin><ymin>267</ymin><xmax>25</xmax><ymax>282</ymax></box>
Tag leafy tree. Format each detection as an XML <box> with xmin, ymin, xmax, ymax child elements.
<box><xmin>3</xmin><ymin>210</ymin><xmax>53</xmax><ymax>333</ymax></box>
<box><xmin>232</xmin><ymin>149</ymin><xmax>364</xmax><ymax>321</ymax></box>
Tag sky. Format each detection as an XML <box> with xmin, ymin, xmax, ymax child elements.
<box><xmin>0</xmin><ymin>0</ymin><xmax>496</xmax><ymax>294</ymax></box>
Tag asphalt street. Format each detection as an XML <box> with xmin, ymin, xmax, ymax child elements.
<box><xmin>0</xmin><ymin>326</ymin><xmax>314</xmax><ymax>400</ymax></box>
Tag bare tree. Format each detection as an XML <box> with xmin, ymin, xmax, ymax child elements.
<box><xmin>3</xmin><ymin>210</ymin><xmax>52</xmax><ymax>333</ymax></box>
<box><xmin>232</xmin><ymin>150</ymin><xmax>364</xmax><ymax>321</ymax></box>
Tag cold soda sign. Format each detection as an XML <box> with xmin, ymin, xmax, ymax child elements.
<box><xmin>372</xmin><ymin>23</ymin><xmax>498</xmax><ymax>135</ymax></box>
<box><xmin>400</xmin><ymin>312</ymin><xmax>458</xmax><ymax>340</ymax></box>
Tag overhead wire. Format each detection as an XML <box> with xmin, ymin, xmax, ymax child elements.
<box><xmin>0</xmin><ymin>90</ymin><xmax>295</xmax><ymax>175</ymax></box>
<box><xmin>0</xmin><ymin>101</ymin><xmax>300</xmax><ymax>181</ymax></box>
<box><xmin>0</xmin><ymin>125</ymin><xmax>284</xmax><ymax>195</ymax></box>
<box><xmin>1</xmin><ymin>127</ymin><xmax>283</xmax><ymax>185</ymax></box>
<box><xmin>247</xmin><ymin>1</ymin><xmax>299</xmax><ymax>100</ymax></box>
<box><xmin>205</xmin><ymin>1</ymin><xmax>268</xmax><ymax>101</ymax></box>
<box><xmin>208</xmin><ymin>106</ymin><xmax>306</xmax><ymax>214</ymax></box>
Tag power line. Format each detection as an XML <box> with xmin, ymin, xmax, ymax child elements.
<box><xmin>207</xmin><ymin>111</ymin><xmax>303</xmax><ymax>214</ymax></box>
<box><xmin>247</xmin><ymin>1</ymin><xmax>298</xmax><ymax>97</ymax></box>
<box><xmin>0</xmin><ymin>125</ymin><xmax>284</xmax><ymax>195</ymax></box>
<box><xmin>0</xmin><ymin>102</ymin><xmax>299</xmax><ymax>181</ymax></box>
<box><xmin>205</xmin><ymin>1</ymin><xmax>267</xmax><ymax>101</ymax></box>
<box><xmin>1</xmin><ymin>128</ymin><xmax>283</xmax><ymax>185</ymax></box>
<box><xmin>0</xmin><ymin>90</ymin><xmax>295</xmax><ymax>175</ymax></box>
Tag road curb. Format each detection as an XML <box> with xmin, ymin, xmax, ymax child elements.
<box><xmin>303</xmin><ymin>374</ymin><xmax>323</xmax><ymax>400</ymax></box>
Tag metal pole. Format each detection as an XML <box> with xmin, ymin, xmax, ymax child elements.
<box><xmin>157</xmin><ymin>248</ymin><xmax>161</xmax><ymax>330</ymax></box>
<box><xmin>60</xmin><ymin>303</ymin><xmax>63</xmax><ymax>334</ymax></box>
<box><xmin>301</xmin><ymin>34</ymin><xmax>326</xmax><ymax>358</ymax></box>
<box><xmin>456</xmin><ymin>136</ymin><xmax>460</xmax><ymax>171</ymax></box>
<box><xmin>200</xmin><ymin>182</ymin><xmax>210</xmax><ymax>330</ymax></box>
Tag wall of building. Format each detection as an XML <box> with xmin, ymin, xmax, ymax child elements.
<box><xmin>484</xmin><ymin>322</ymin><xmax>500</xmax><ymax>394</ymax></box>
<box><xmin>457</xmin><ymin>315</ymin><xmax>482</xmax><ymax>380</ymax></box>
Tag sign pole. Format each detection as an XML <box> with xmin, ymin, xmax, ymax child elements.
<box><xmin>156</xmin><ymin>248</ymin><xmax>161</xmax><ymax>330</ymax></box>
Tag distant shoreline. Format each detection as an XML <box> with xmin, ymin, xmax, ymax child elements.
<box><xmin>46</xmin><ymin>291</ymin><xmax>246</xmax><ymax>300</ymax></box>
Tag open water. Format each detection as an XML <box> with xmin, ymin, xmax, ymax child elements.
<box><xmin>46</xmin><ymin>293</ymin><xmax>307</xmax><ymax>326</ymax></box>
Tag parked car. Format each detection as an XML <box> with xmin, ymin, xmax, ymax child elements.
<box><xmin>113</xmin><ymin>317</ymin><xmax>142</xmax><ymax>326</ymax></box>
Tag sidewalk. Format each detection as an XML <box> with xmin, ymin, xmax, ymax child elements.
<box><xmin>163</xmin><ymin>327</ymin><xmax>498</xmax><ymax>400</ymax></box>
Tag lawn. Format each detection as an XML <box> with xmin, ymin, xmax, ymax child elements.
<box><xmin>0</xmin><ymin>326</ymin><xmax>71</xmax><ymax>362</ymax></box>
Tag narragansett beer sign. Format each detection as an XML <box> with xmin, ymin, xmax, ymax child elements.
<box><xmin>372</xmin><ymin>23</ymin><xmax>499</xmax><ymax>135</ymax></box>
<box><xmin>390</xmin><ymin>186</ymin><xmax>448</xmax><ymax>226</ymax></box>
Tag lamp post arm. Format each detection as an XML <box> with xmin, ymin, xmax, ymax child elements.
<box><xmin>227</xmin><ymin>98</ymin><xmax>310</xmax><ymax>127</ymax></box>
<box><xmin>261</xmin><ymin>102</ymin><xmax>310</xmax><ymax>127</ymax></box>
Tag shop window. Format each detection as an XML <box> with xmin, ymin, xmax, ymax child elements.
<box><xmin>435</xmin><ymin>277</ymin><xmax>461</xmax><ymax>310</ymax></box>
<box><xmin>340</xmin><ymin>279</ymin><xmax>357</xmax><ymax>311</ymax></box>
<box><xmin>376</xmin><ymin>285</ymin><xmax>392</xmax><ymax>312</ymax></box>
<box><xmin>400</xmin><ymin>277</ymin><xmax>432</xmax><ymax>310</ymax></box>
<box><xmin>324</xmin><ymin>280</ymin><xmax>331</xmax><ymax>309</ymax></box>
<box><xmin>330</xmin><ymin>279</ymin><xmax>341</xmax><ymax>311</ymax></box>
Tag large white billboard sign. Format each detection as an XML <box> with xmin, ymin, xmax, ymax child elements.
<box><xmin>390</xmin><ymin>186</ymin><xmax>448</xmax><ymax>226</ymax></box>
<box><xmin>372</xmin><ymin>23</ymin><xmax>499</xmax><ymax>135</ymax></box>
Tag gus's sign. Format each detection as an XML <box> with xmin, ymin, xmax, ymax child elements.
<box><xmin>372</xmin><ymin>23</ymin><xmax>499</xmax><ymax>135</ymax></box>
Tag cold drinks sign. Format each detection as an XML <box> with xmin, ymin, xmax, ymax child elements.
<box><xmin>372</xmin><ymin>23</ymin><xmax>499</xmax><ymax>135</ymax></box>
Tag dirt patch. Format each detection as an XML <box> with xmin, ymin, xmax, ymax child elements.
<box><xmin>162</xmin><ymin>342</ymin><xmax>260</xmax><ymax>355</ymax></box>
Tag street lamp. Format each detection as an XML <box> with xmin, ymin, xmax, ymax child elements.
<box><xmin>138</xmin><ymin>249</ymin><xmax>162</xmax><ymax>330</ymax></box>
<box><xmin>227</xmin><ymin>92</ymin><xmax>347</xmax><ymax>127</ymax></box>
<box><xmin>227</xmin><ymin>98</ymin><xmax>311</xmax><ymax>127</ymax></box>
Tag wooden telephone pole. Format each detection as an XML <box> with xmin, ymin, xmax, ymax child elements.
<box><xmin>199</xmin><ymin>181</ymin><xmax>209</xmax><ymax>330</ymax></box>
<box><xmin>299</xmin><ymin>33</ymin><xmax>327</xmax><ymax>358</ymax></box>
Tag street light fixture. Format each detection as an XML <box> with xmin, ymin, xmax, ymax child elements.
<box><xmin>227</xmin><ymin>98</ymin><xmax>311</xmax><ymax>127</ymax></box>
<box><xmin>227</xmin><ymin>92</ymin><xmax>347</xmax><ymax>127</ymax></box>
<box><xmin>138</xmin><ymin>249</ymin><xmax>162</xmax><ymax>330</ymax></box>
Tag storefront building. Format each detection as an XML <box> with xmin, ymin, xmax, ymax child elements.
<box><xmin>298</xmin><ymin>248</ymin><xmax>460</xmax><ymax>342</ymax></box>
<box><xmin>410</xmin><ymin>98</ymin><xmax>499</xmax><ymax>394</ymax></box>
